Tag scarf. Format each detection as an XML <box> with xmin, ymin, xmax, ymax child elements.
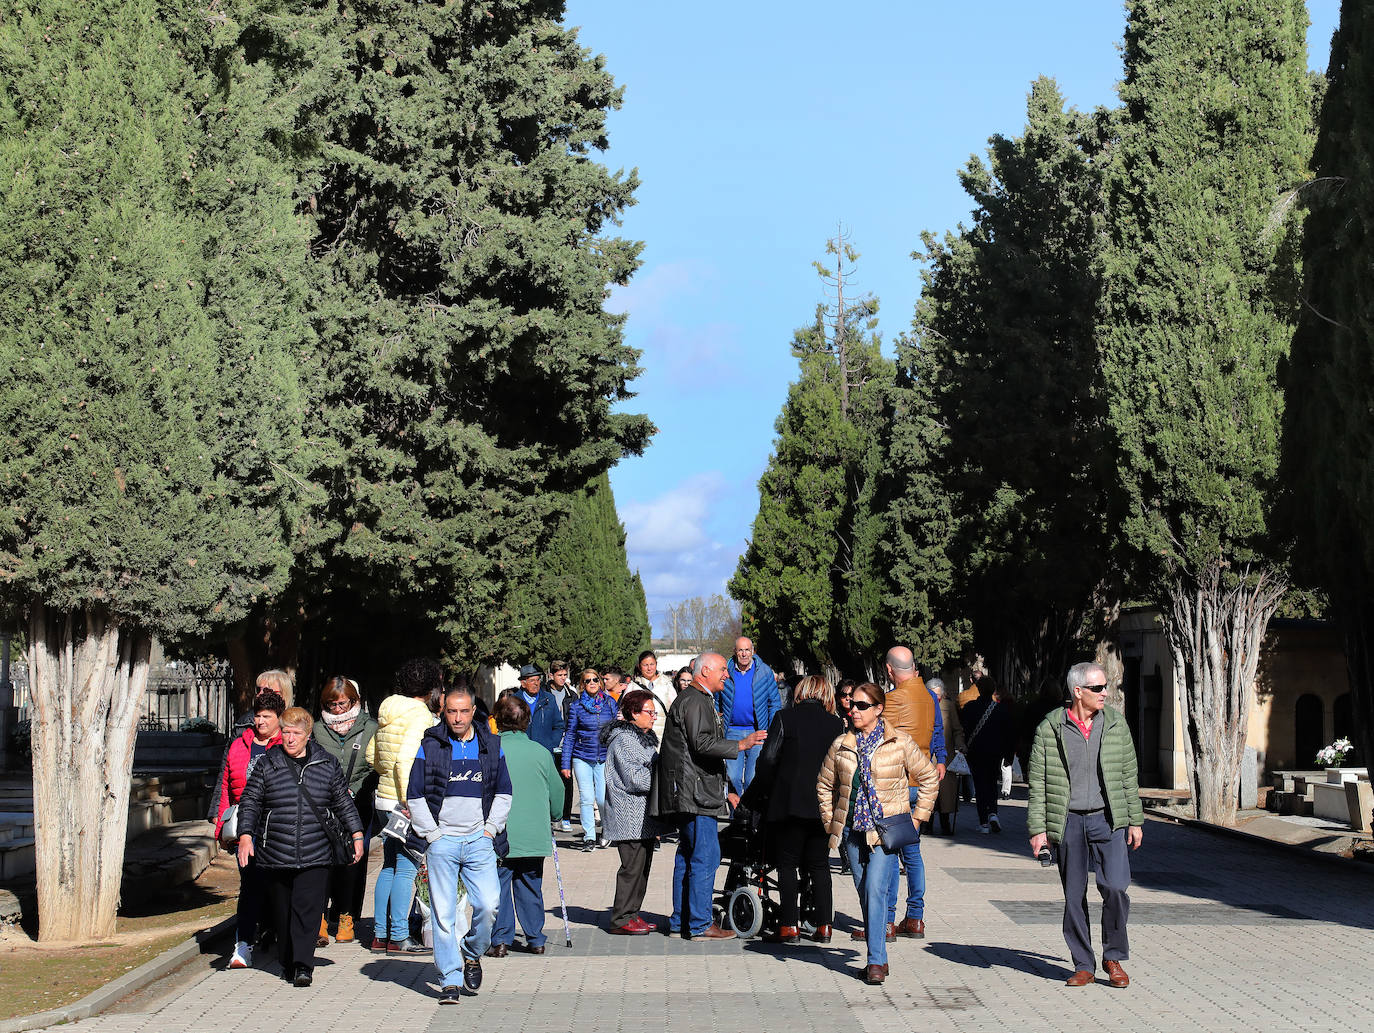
<box><xmin>849</xmin><ymin>719</ymin><xmax>886</xmax><ymax>834</ymax></box>
<box><xmin>322</xmin><ymin>702</ymin><xmax>360</xmax><ymax>736</ymax></box>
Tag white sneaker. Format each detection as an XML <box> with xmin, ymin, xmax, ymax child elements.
<box><xmin>229</xmin><ymin>941</ymin><xmax>252</xmax><ymax>969</ymax></box>
<box><xmin>559</xmin><ymin>820</ymin><xmax>572</xmax><ymax>833</ymax></box>
<box><xmin>977</xmin><ymin>824</ymin><xmax>991</xmax><ymax>835</ymax></box>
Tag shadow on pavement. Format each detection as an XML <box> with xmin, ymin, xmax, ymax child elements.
<box><xmin>923</xmin><ymin>940</ymin><xmax>1073</xmax><ymax>980</ymax></box>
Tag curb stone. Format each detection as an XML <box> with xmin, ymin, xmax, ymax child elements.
<box><xmin>1142</xmin><ymin>805</ymin><xmax>1370</xmax><ymax>870</ymax></box>
<box><xmin>0</xmin><ymin>915</ymin><xmax>234</xmax><ymax>1033</ymax></box>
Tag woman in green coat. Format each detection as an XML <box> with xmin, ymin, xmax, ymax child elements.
<box><xmin>487</xmin><ymin>693</ymin><xmax>562</xmax><ymax>956</ymax></box>
<box><xmin>312</xmin><ymin>676</ymin><xmax>379</xmax><ymax>945</ymax></box>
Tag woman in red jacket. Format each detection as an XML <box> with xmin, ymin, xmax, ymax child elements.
<box><xmin>216</xmin><ymin>685</ymin><xmax>286</xmax><ymax>970</ymax></box>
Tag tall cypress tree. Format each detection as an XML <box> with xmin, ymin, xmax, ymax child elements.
<box><xmin>1281</xmin><ymin>3</ymin><xmax>1374</xmax><ymax>767</ymax></box>
<box><xmin>511</xmin><ymin>472</ymin><xmax>649</xmax><ymax>669</ymax></box>
<box><xmin>1099</xmin><ymin>0</ymin><xmax>1312</xmax><ymax>822</ymax></box>
<box><xmin>223</xmin><ymin>0</ymin><xmax>652</xmax><ymax>687</ymax></box>
<box><xmin>730</xmin><ymin>244</ymin><xmax>893</xmax><ymax>676</ymax></box>
<box><xmin>911</xmin><ymin>79</ymin><xmax>1116</xmax><ymax>700</ymax></box>
<box><xmin>0</xmin><ymin>0</ymin><xmax>303</xmax><ymax>939</ymax></box>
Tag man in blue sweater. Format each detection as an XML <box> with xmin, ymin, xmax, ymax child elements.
<box><xmin>717</xmin><ymin>637</ymin><xmax>781</xmax><ymax>797</ymax></box>
<box><xmin>408</xmin><ymin>687</ymin><xmax>513</xmax><ymax>1005</ymax></box>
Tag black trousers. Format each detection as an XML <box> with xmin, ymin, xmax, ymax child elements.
<box><xmin>559</xmin><ymin>767</ymin><xmax>575</xmax><ymax>821</ymax></box>
<box><xmin>770</xmin><ymin>819</ymin><xmax>832</xmax><ymax>928</ymax></box>
<box><xmin>1057</xmin><ymin>810</ymin><xmax>1131</xmax><ymax>971</ymax></box>
<box><xmin>611</xmin><ymin>839</ymin><xmax>655</xmax><ymax>927</ymax></box>
<box><xmin>266</xmin><ymin>865</ymin><xmax>331</xmax><ymax>974</ymax></box>
<box><xmin>969</xmin><ymin>754</ymin><xmax>1002</xmax><ymax>824</ymax></box>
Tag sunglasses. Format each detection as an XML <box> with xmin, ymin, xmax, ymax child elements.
<box><xmin>850</xmin><ymin>700</ymin><xmax>879</xmax><ymax>711</ymax></box>
<box><xmin>1081</xmin><ymin>685</ymin><xmax>1108</xmax><ymax>694</ymax></box>
<box><xmin>582</xmin><ymin>678</ymin><xmax>598</xmax><ymax>685</ymax></box>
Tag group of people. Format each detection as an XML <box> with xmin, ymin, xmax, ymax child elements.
<box><xmin>211</xmin><ymin>643</ymin><xmax>1145</xmax><ymax>997</ymax></box>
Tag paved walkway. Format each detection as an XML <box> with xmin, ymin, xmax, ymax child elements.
<box><xmin>35</xmin><ymin>796</ymin><xmax>1374</xmax><ymax>1033</ymax></box>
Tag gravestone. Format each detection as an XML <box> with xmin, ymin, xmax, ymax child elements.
<box><xmin>1239</xmin><ymin>745</ymin><xmax>1258</xmax><ymax>809</ymax></box>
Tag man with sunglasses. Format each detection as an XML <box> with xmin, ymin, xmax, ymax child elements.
<box><xmin>1027</xmin><ymin>662</ymin><xmax>1143</xmax><ymax>990</ymax></box>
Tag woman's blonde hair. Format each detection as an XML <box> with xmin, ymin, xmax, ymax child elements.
<box><xmin>280</xmin><ymin>707</ymin><xmax>313</xmax><ymax>734</ymax></box>
<box><xmin>257</xmin><ymin>669</ymin><xmax>295</xmax><ymax>707</ymax></box>
<box><xmin>791</xmin><ymin>674</ymin><xmax>835</xmax><ymax>713</ymax></box>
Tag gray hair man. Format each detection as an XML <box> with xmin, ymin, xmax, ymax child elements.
<box><xmin>1027</xmin><ymin>662</ymin><xmax>1143</xmax><ymax>989</ymax></box>
<box><xmin>651</xmin><ymin>652</ymin><xmax>766</xmax><ymax>940</ymax></box>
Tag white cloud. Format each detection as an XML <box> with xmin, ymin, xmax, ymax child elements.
<box><xmin>621</xmin><ymin>471</ymin><xmax>726</xmax><ymax>555</ymax></box>
<box><xmin>619</xmin><ymin>472</ymin><xmax>745</xmax><ymax>634</ymax></box>
<box><xmin>607</xmin><ymin>260</ymin><xmax>715</xmax><ymax>319</ymax></box>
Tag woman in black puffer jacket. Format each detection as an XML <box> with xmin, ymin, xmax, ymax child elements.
<box><xmin>238</xmin><ymin>708</ymin><xmax>363</xmax><ymax>986</ymax></box>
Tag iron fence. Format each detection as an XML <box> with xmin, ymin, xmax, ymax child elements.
<box><xmin>8</xmin><ymin>658</ymin><xmax>235</xmax><ymax>733</ymax></box>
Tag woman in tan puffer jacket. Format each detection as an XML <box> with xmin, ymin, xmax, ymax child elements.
<box><xmin>817</xmin><ymin>682</ymin><xmax>938</xmax><ymax>986</ymax></box>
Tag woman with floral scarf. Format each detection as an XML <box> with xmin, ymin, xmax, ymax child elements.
<box><xmin>311</xmin><ymin>676</ymin><xmax>379</xmax><ymax>945</ymax></box>
<box><xmin>817</xmin><ymin>682</ymin><xmax>939</xmax><ymax>985</ymax></box>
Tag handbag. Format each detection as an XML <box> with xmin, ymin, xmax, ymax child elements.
<box><xmin>381</xmin><ymin>806</ymin><xmax>413</xmax><ymax>843</ymax></box>
<box><xmin>875</xmin><ymin>813</ymin><xmax>920</xmax><ymax>851</ymax></box>
<box><xmin>948</xmin><ymin>750</ymin><xmax>971</xmax><ymax>776</ymax></box>
<box><xmin>218</xmin><ymin>804</ymin><xmax>239</xmax><ymax>846</ymax></box>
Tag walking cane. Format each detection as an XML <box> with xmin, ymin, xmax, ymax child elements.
<box><xmin>551</xmin><ymin>841</ymin><xmax>572</xmax><ymax>948</ymax></box>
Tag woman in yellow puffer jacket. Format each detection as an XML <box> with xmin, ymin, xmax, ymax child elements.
<box><xmin>365</xmin><ymin>659</ymin><xmax>441</xmax><ymax>953</ymax></box>
<box><xmin>817</xmin><ymin>682</ymin><xmax>938</xmax><ymax>986</ymax></box>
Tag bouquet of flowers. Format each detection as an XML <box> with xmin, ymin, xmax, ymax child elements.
<box><xmin>1316</xmin><ymin>738</ymin><xmax>1353</xmax><ymax>767</ymax></box>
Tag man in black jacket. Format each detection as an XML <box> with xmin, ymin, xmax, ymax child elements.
<box><xmin>651</xmin><ymin>652</ymin><xmax>765</xmax><ymax>940</ymax></box>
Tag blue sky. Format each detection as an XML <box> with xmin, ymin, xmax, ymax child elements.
<box><xmin>564</xmin><ymin>0</ymin><xmax>1342</xmax><ymax>635</ymax></box>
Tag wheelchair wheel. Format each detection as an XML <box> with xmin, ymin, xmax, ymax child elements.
<box><xmin>727</xmin><ymin>886</ymin><xmax>764</xmax><ymax>938</ymax></box>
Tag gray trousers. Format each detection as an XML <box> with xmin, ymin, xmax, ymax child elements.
<box><xmin>1057</xmin><ymin>810</ymin><xmax>1131</xmax><ymax>971</ymax></box>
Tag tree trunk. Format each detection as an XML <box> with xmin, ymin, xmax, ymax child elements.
<box><xmin>1339</xmin><ymin>594</ymin><xmax>1374</xmax><ymax>772</ymax></box>
<box><xmin>1159</xmin><ymin>560</ymin><xmax>1286</xmax><ymax>826</ymax></box>
<box><xmin>27</xmin><ymin>601</ymin><xmax>152</xmax><ymax>942</ymax></box>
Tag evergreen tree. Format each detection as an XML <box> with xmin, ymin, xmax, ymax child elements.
<box><xmin>910</xmin><ymin>79</ymin><xmax>1116</xmax><ymax>700</ymax></box>
<box><xmin>0</xmin><ymin>0</ymin><xmax>303</xmax><ymax>939</ymax></box>
<box><xmin>872</xmin><ymin>334</ymin><xmax>969</xmax><ymax>672</ymax></box>
<box><xmin>1099</xmin><ymin>0</ymin><xmax>1312</xmax><ymax>823</ymax></box>
<box><xmin>224</xmin><ymin>0</ymin><xmax>652</xmax><ymax>687</ymax></box>
<box><xmin>511</xmin><ymin>472</ymin><xmax>649</xmax><ymax>669</ymax></box>
<box><xmin>1281</xmin><ymin>2</ymin><xmax>1374</xmax><ymax>767</ymax></box>
<box><xmin>730</xmin><ymin>243</ymin><xmax>893</xmax><ymax>676</ymax></box>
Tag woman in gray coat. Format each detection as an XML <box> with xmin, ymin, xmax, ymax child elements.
<box><xmin>601</xmin><ymin>689</ymin><xmax>667</xmax><ymax>935</ymax></box>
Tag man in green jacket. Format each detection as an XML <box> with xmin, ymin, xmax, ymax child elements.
<box><xmin>1027</xmin><ymin>661</ymin><xmax>1143</xmax><ymax>990</ymax></box>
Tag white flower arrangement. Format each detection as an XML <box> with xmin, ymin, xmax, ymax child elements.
<box><xmin>1316</xmin><ymin>738</ymin><xmax>1353</xmax><ymax>767</ymax></box>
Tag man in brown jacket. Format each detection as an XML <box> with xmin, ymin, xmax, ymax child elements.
<box><xmin>879</xmin><ymin>646</ymin><xmax>946</xmax><ymax>940</ymax></box>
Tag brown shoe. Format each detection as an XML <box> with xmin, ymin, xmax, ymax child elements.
<box><xmin>484</xmin><ymin>943</ymin><xmax>508</xmax><ymax>958</ymax></box>
<box><xmin>335</xmin><ymin>914</ymin><xmax>355</xmax><ymax>943</ymax></box>
<box><xmin>894</xmin><ymin>917</ymin><xmax>925</xmax><ymax>939</ymax></box>
<box><xmin>1065</xmin><ymin>970</ymin><xmax>1095</xmax><ymax>987</ymax></box>
<box><xmin>812</xmin><ymin>924</ymin><xmax>832</xmax><ymax>944</ymax></box>
<box><xmin>864</xmin><ymin>964</ymin><xmax>886</xmax><ymax>985</ymax></box>
<box><xmin>849</xmin><ymin>923</ymin><xmax>897</xmax><ymax>943</ymax></box>
<box><xmin>689</xmin><ymin>924</ymin><xmax>737</xmax><ymax>941</ymax></box>
<box><xmin>1103</xmin><ymin>960</ymin><xmax>1129</xmax><ymax>988</ymax></box>
<box><xmin>768</xmin><ymin>926</ymin><xmax>801</xmax><ymax>944</ymax></box>
<box><xmin>316</xmin><ymin>916</ymin><xmax>329</xmax><ymax>948</ymax></box>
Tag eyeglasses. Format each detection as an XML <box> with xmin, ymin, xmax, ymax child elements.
<box><xmin>323</xmin><ymin>698</ymin><xmax>353</xmax><ymax>712</ymax></box>
<box><xmin>639</xmin><ymin>708</ymin><xmax>657</xmax><ymax>717</ymax></box>
<box><xmin>838</xmin><ymin>693</ymin><xmax>853</xmax><ymax>700</ymax></box>
<box><xmin>582</xmin><ymin>679</ymin><xmax>597</xmax><ymax>685</ymax></box>
<box><xmin>850</xmin><ymin>700</ymin><xmax>878</xmax><ymax>711</ymax></box>
<box><xmin>1082</xmin><ymin>684</ymin><xmax>1108</xmax><ymax>694</ymax></box>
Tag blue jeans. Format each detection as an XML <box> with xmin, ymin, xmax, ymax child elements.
<box><xmin>492</xmin><ymin>857</ymin><xmax>546</xmax><ymax>948</ymax></box>
<box><xmin>426</xmin><ymin>832</ymin><xmax>501</xmax><ymax>986</ymax></box>
<box><xmin>843</xmin><ymin>829</ymin><xmax>898</xmax><ymax>968</ymax></box>
<box><xmin>886</xmin><ymin>789</ymin><xmax>925</xmax><ymax>922</ymax></box>
<box><xmin>373</xmin><ymin>833</ymin><xmax>418</xmax><ymax>941</ymax></box>
<box><xmin>669</xmin><ymin>814</ymin><xmax>721</xmax><ymax>936</ymax></box>
<box><xmin>571</xmin><ymin>758</ymin><xmax>606</xmax><ymax>840</ymax></box>
<box><xmin>724</xmin><ymin>725</ymin><xmax>760</xmax><ymax>795</ymax></box>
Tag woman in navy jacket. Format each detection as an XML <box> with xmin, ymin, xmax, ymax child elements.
<box><xmin>560</xmin><ymin>668</ymin><xmax>620</xmax><ymax>850</ymax></box>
